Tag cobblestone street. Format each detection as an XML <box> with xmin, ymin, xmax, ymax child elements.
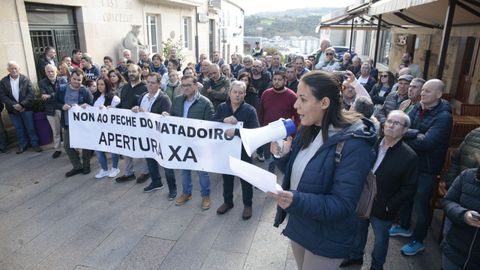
<box><xmin>0</xmin><ymin>147</ymin><xmax>442</xmax><ymax>270</ymax></box>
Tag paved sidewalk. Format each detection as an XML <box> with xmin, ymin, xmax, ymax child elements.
<box><xmin>0</xmin><ymin>148</ymin><xmax>442</xmax><ymax>270</ymax></box>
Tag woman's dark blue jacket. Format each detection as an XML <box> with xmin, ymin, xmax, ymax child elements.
<box><xmin>274</xmin><ymin>118</ymin><xmax>377</xmax><ymax>258</ymax></box>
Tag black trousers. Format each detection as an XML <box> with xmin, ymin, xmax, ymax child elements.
<box><xmin>222</xmin><ymin>174</ymin><xmax>253</xmax><ymax>207</ymax></box>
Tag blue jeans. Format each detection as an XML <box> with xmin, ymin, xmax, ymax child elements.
<box><xmin>9</xmin><ymin>111</ymin><xmax>39</xmax><ymax>148</ymax></box>
<box><xmin>95</xmin><ymin>151</ymin><xmax>119</xmax><ymax>170</ymax></box>
<box><xmin>350</xmin><ymin>216</ymin><xmax>392</xmax><ymax>270</ymax></box>
<box><xmin>146</xmin><ymin>158</ymin><xmax>176</xmax><ymax>192</ymax></box>
<box><xmin>442</xmin><ymin>253</ymin><xmax>462</xmax><ymax>270</ymax></box>
<box><xmin>181</xmin><ymin>170</ymin><xmax>210</xmax><ymax>197</ymax></box>
<box><xmin>399</xmin><ymin>172</ymin><xmax>436</xmax><ymax>242</ymax></box>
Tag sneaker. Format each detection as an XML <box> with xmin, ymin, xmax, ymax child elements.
<box><xmin>217</xmin><ymin>203</ymin><xmax>234</xmax><ymax>215</ymax></box>
<box><xmin>175</xmin><ymin>193</ymin><xmax>192</xmax><ymax>206</ymax></box>
<box><xmin>201</xmin><ymin>196</ymin><xmax>211</xmax><ymax>210</ymax></box>
<box><xmin>256</xmin><ymin>154</ymin><xmax>265</xmax><ymax>162</ymax></box>
<box><xmin>168</xmin><ymin>190</ymin><xmax>177</xmax><ymax>201</ymax></box>
<box><xmin>339</xmin><ymin>258</ymin><xmax>364</xmax><ymax>267</ymax></box>
<box><xmin>401</xmin><ymin>241</ymin><xmax>425</xmax><ymax>256</ymax></box>
<box><xmin>95</xmin><ymin>169</ymin><xmax>111</xmax><ymax>179</ymax></box>
<box><xmin>108</xmin><ymin>168</ymin><xmax>120</xmax><ymax>178</ymax></box>
<box><xmin>389</xmin><ymin>225</ymin><xmax>413</xmax><ymax>237</ymax></box>
<box><xmin>116</xmin><ymin>174</ymin><xmax>136</xmax><ymax>183</ymax></box>
<box><xmin>143</xmin><ymin>183</ymin><xmax>164</xmax><ymax>193</ymax></box>
<box><xmin>242</xmin><ymin>206</ymin><xmax>252</xmax><ymax>220</ymax></box>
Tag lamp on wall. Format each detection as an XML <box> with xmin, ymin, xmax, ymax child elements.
<box><xmin>233</xmin><ymin>25</ymin><xmax>243</xmax><ymax>37</ymax></box>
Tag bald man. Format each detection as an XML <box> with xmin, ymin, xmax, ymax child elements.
<box><xmin>390</xmin><ymin>79</ymin><xmax>453</xmax><ymax>256</ymax></box>
<box><xmin>0</xmin><ymin>61</ymin><xmax>41</xmax><ymax>154</ymax></box>
<box><xmin>314</xmin><ymin>39</ymin><xmax>331</xmax><ymax>68</ymax></box>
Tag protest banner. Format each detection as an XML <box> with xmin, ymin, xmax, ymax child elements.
<box><xmin>68</xmin><ymin>106</ymin><xmax>242</xmax><ymax>175</ymax></box>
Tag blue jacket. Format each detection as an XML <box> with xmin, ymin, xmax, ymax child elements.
<box><xmin>274</xmin><ymin>118</ymin><xmax>377</xmax><ymax>258</ymax></box>
<box><xmin>54</xmin><ymin>84</ymin><xmax>93</xmax><ymax>127</ymax></box>
<box><xmin>404</xmin><ymin>99</ymin><xmax>452</xmax><ymax>175</ymax></box>
<box><xmin>442</xmin><ymin>168</ymin><xmax>480</xmax><ymax>269</ymax></box>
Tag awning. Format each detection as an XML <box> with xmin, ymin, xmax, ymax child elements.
<box><xmin>318</xmin><ymin>1</ymin><xmax>372</xmax><ymax>31</ymax></box>
<box><xmin>369</xmin><ymin>0</ymin><xmax>480</xmax><ymax>28</ymax></box>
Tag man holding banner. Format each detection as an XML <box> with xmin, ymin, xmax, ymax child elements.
<box><xmin>213</xmin><ymin>81</ymin><xmax>259</xmax><ymax>220</ymax></box>
<box><xmin>167</xmin><ymin>75</ymin><xmax>215</xmax><ymax>210</ymax></box>
<box><xmin>131</xmin><ymin>72</ymin><xmax>177</xmax><ymax>200</ymax></box>
<box><xmin>115</xmin><ymin>64</ymin><xmax>150</xmax><ymax>184</ymax></box>
<box><xmin>54</xmin><ymin>68</ymin><xmax>93</xmax><ymax>177</ymax></box>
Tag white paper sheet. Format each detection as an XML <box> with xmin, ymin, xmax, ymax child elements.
<box><xmin>229</xmin><ymin>156</ymin><xmax>283</xmax><ymax>194</ymax></box>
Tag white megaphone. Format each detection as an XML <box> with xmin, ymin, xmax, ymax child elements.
<box><xmin>240</xmin><ymin>118</ymin><xmax>296</xmax><ymax>157</ymax></box>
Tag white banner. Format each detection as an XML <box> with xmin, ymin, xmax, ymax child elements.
<box><xmin>68</xmin><ymin>106</ymin><xmax>242</xmax><ymax>175</ymax></box>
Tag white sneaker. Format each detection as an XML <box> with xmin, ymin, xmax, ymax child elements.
<box><xmin>95</xmin><ymin>169</ymin><xmax>110</xmax><ymax>179</ymax></box>
<box><xmin>108</xmin><ymin>168</ymin><xmax>120</xmax><ymax>178</ymax></box>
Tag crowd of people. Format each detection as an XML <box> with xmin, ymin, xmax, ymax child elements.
<box><xmin>0</xmin><ymin>39</ymin><xmax>479</xmax><ymax>270</ymax></box>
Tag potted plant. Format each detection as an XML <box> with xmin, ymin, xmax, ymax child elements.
<box><xmin>32</xmin><ymin>85</ymin><xmax>52</xmax><ymax>146</ymax></box>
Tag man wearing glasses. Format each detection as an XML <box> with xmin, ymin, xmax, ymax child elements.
<box><xmin>342</xmin><ymin>110</ymin><xmax>418</xmax><ymax>270</ymax></box>
<box><xmin>294</xmin><ymin>55</ymin><xmax>309</xmax><ymax>79</ymax></box>
<box><xmin>251</xmin><ymin>59</ymin><xmax>271</xmax><ymax>98</ymax></box>
<box><xmin>167</xmin><ymin>75</ymin><xmax>215</xmax><ymax>210</ymax></box>
<box><xmin>390</xmin><ymin>79</ymin><xmax>453</xmax><ymax>256</ymax></box>
<box><xmin>375</xmin><ymin>74</ymin><xmax>412</xmax><ymax>125</ymax></box>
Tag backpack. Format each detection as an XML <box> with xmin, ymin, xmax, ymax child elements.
<box><xmin>335</xmin><ymin>141</ymin><xmax>377</xmax><ymax>219</ymax></box>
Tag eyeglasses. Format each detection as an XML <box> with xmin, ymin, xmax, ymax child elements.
<box><xmin>326</xmin><ymin>53</ymin><xmax>334</xmax><ymax>56</ymax></box>
<box><xmin>181</xmin><ymin>84</ymin><xmax>193</xmax><ymax>88</ymax></box>
<box><xmin>385</xmin><ymin>119</ymin><xmax>406</xmax><ymax>127</ymax></box>
<box><xmin>380</xmin><ymin>75</ymin><xmax>388</xmax><ymax>78</ymax></box>
<box><xmin>253</xmin><ymin>65</ymin><xmax>262</xmax><ymax>68</ymax></box>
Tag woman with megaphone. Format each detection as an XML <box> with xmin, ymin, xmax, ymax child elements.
<box><xmin>270</xmin><ymin>71</ymin><xmax>377</xmax><ymax>270</ymax></box>
<box><xmin>213</xmin><ymin>80</ymin><xmax>259</xmax><ymax>220</ymax></box>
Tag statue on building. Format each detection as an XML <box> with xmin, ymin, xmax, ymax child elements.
<box><xmin>120</xmin><ymin>25</ymin><xmax>147</xmax><ymax>62</ymax></box>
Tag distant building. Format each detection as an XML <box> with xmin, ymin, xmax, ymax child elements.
<box><xmin>0</xmin><ymin>0</ymin><xmax>244</xmax><ymax>83</ymax></box>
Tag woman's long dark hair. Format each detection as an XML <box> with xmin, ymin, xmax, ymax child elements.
<box><xmin>300</xmin><ymin>71</ymin><xmax>362</xmax><ymax>149</ymax></box>
<box><xmin>238</xmin><ymin>72</ymin><xmax>257</xmax><ymax>93</ymax></box>
<box><xmin>97</xmin><ymin>78</ymin><xmax>114</xmax><ymax>99</ymax></box>
<box><xmin>376</xmin><ymin>71</ymin><xmax>395</xmax><ymax>88</ymax></box>
<box><xmin>107</xmin><ymin>69</ymin><xmax>126</xmax><ymax>88</ymax></box>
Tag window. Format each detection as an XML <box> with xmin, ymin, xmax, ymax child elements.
<box><xmin>146</xmin><ymin>14</ymin><xmax>160</xmax><ymax>54</ymax></box>
<box><xmin>183</xmin><ymin>17</ymin><xmax>192</xmax><ymax>49</ymax></box>
<box><xmin>377</xmin><ymin>30</ymin><xmax>392</xmax><ymax>65</ymax></box>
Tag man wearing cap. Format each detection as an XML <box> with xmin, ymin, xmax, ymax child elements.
<box><xmin>252</xmin><ymin>42</ymin><xmax>263</xmax><ymax>59</ymax></box>
<box><xmin>375</xmin><ymin>74</ymin><xmax>413</xmax><ymax>125</ymax></box>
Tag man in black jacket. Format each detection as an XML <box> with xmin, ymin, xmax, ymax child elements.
<box><xmin>391</xmin><ymin>79</ymin><xmax>452</xmax><ymax>256</ymax></box>
<box><xmin>0</xmin><ymin>61</ymin><xmax>41</xmax><ymax>154</ymax></box>
<box><xmin>39</xmin><ymin>64</ymin><xmax>67</xmax><ymax>158</ymax></box>
<box><xmin>131</xmin><ymin>72</ymin><xmax>177</xmax><ymax>199</ymax></box>
<box><xmin>116</xmin><ymin>64</ymin><xmax>150</xmax><ymax>184</ymax></box>
<box><xmin>37</xmin><ymin>46</ymin><xmax>58</xmax><ymax>79</ymax></box>
<box><xmin>341</xmin><ymin>110</ymin><xmax>418</xmax><ymax>270</ymax></box>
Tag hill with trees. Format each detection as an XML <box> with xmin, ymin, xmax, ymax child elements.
<box><xmin>245</xmin><ymin>8</ymin><xmax>338</xmax><ymax>38</ymax></box>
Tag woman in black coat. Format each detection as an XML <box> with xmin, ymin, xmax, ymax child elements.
<box><xmin>442</xmin><ymin>167</ymin><xmax>480</xmax><ymax>270</ymax></box>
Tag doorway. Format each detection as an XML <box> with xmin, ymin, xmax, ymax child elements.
<box><xmin>26</xmin><ymin>3</ymin><xmax>79</xmax><ymax>79</ymax></box>
<box><xmin>455</xmin><ymin>37</ymin><xmax>478</xmax><ymax>103</ymax></box>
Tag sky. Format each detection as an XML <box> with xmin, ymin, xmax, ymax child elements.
<box><xmin>239</xmin><ymin>0</ymin><xmax>358</xmax><ymax>15</ymax></box>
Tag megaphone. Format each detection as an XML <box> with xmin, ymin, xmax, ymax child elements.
<box><xmin>240</xmin><ymin>119</ymin><xmax>296</xmax><ymax>157</ymax></box>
